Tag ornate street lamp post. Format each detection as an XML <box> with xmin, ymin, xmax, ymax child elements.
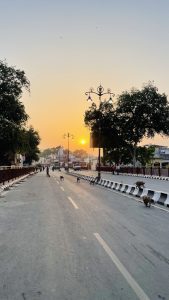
<box><xmin>85</xmin><ymin>84</ymin><xmax>114</xmax><ymax>180</ymax></box>
<box><xmin>64</xmin><ymin>133</ymin><xmax>73</xmax><ymax>172</ymax></box>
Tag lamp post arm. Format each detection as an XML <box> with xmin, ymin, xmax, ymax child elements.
<box><xmin>85</xmin><ymin>91</ymin><xmax>115</xmax><ymax>98</ymax></box>
<box><xmin>101</xmin><ymin>92</ymin><xmax>115</xmax><ymax>97</ymax></box>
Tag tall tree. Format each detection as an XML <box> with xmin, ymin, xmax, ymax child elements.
<box><xmin>84</xmin><ymin>82</ymin><xmax>169</xmax><ymax>166</ymax></box>
<box><xmin>84</xmin><ymin>101</ymin><xmax>120</xmax><ymax>149</ymax></box>
<box><xmin>136</xmin><ymin>145</ymin><xmax>155</xmax><ymax>166</ymax></box>
<box><xmin>23</xmin><ymin>126</ymin><xmax>41</xmax><ymax>165</ymax></box>
<box><xmin>73</xmin><ymin>149</ymin><xmax>88</xmax><ymax>159</ymax></box>
<box><xmin>116</xmin><ymin>82</ymin><xmax>169</xmax><ymax>165</ymax></box>
<box><xmin>0</xmin><ymin>60</ymin><xmax>29</xmax><ymax>125</ymax></box>
<box><xmin>0</xmin><ymin>119</ymin><xmax>21</xmax><ymax>164</ymax></box>
<box><xmin>0</xmin><ymin>60</ymin><xmax>40</xmax><ymax>165</ymax></box>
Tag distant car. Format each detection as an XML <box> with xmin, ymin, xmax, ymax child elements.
<box><xmin>73</xmin><ymin>165</ymin><xmax>81</xmax><ymax>171</ymax></box>
<box><xmin>55</xmin><ymin>165</ymin><xmax>60</xmax><ymax>170</ymax></box>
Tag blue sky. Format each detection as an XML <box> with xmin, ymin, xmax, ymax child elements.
<box><xmin>1</xmin><ymin>0</ymin><xmax>169</xmax><ymax>150</ymax></box>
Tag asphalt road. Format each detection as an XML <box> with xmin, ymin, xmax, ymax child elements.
<box><xmin>0</xmin><ymin>171</ymin><xmax>169</xmax><ymax>300</ymax></box>
<box><xmin>74</xmin><ymin>170</ymin><xmax>169</xmax><ymax>193</ymax></box>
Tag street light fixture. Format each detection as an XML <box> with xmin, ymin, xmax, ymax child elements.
<box><xmin>85</xmin><ymin>84</ymin><xmax>115</xmax><ymax>180</ymax></box>
<box><xmin>63</xmin><ymin>133</ymin><xmax>74</xmax><ymax>172</ymax></box>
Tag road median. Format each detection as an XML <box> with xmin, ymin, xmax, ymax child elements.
<box><xmin>69</xmin><ymin>171</ymin><xmax>169</xmax><ymax>207</ymax></box>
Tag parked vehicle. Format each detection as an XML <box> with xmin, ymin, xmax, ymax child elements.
<box><xmin>73</xmin><ymin>165</ymin><xmax>81</xmax><ymax>171</ymax></box>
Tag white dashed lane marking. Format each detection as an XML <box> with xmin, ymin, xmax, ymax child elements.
<box><xmin>94</xmin><ymin>233</ymin><xmax>150</xmax><ymax>300</ymax></box>
<box><xmin>67</xmin><ymin>196</ymin><xmax>79</xmax><ymax>209</ymax></box>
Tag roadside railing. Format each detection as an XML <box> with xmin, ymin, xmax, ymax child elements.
<box><xmin>96</xmin><ymin>166</ymin><xmax>169</xmax><ymax>177</ymax></box>
<box><xmin>120</xmin><ymin>167</ymin><xmax>169</xmax><ymax>177</ymax></box>
<box><xmin>0</xmin><ymin>167</ymin><xmax>36</xmax><ymax>184</ymax></box>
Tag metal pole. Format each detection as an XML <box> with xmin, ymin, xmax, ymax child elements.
<box><xmin>98</xmin><ymin>146</ymin><xmax>101</xmax><ymax>180</ymax></box>
<box><xmin>85</xmin><ymin>85</ymin><xmax>114</xmax><ymax>181</ymax></box>
<box><xmin>98</xmin><ymin>96</ymin><xmax>101</xmax><ymax>180</ymax></box>
<box><xmin>63</xmin><ymin>132</ymin><xmax>73</xmax><ymax>172</ymax></box>
<box><xmin>67</xmin><ymin>133</ymin><xmax>69</xmax><ymax>172</ymax></box>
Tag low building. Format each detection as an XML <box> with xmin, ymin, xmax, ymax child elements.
<box><xmin>146</xmin><ymin>145</ymin><xmax>169</xmax><ymax>167</ymax></box>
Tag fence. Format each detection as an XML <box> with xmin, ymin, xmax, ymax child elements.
<box><xmin>96</xmin><ymin>166</ymin><xmax>169</xmax><ymax>177</ymax></box>
<box><xmin>120</xmin><ymin>167</ymin><xmax>169</xmax><ymax>177</ymax></box>
<box><xmin>0</xmin><ymin>167</ymin><xmax>36</xmax><ymax>184</ymax></box>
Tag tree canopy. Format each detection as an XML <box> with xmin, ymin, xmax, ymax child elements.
<box><xmin>0</xmin><ymin>60</ymin><xmax>40</xmax><ymax>165</ymax></box>
<box><xmin>84</xmin><ymin>82</ymin><xmax>169</xmax><ymax>166</ymax></box>
<box><xmin>116</xmin><ymin>82</ymin><xmax>169</xmax><ymax>164</ymax></box>
<box><xmin>84</xmin><ymin>101</ymin><xmax>120</xmax><ymax>149</ymax></box>
<box><xmin>23</xmin><ymin>127</ymin><xmax>41</xmax><ymax>165</ymax></box>
<box><xmin>0</xmin><ymin>60</ymin><xmax>29</xmax><ymax>125</ymax></box>
<box><xmin>116</xmin><ymin>82</ymin><xmax>169</xmax><ymax>145</ymax></box>
<box><xmin>72</xmin><ymin>149</ymin><xmax>88</xmax><ymax>159</ymax></box>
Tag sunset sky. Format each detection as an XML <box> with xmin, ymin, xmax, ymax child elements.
<box><xmin>1</xmin><ymin>0</ymin><xmax>169</xmax><ymax>153</ymax></box>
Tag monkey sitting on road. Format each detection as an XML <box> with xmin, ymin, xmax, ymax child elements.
<box><xmin>60</xmin><ymin>175</ymin><xmax>64</xmax><ymax>181</ymax></box>
<box><xmin>135</xmin><ymin>181</ymin><xmax>145</xmax><ymax>189</ymax></box>
<box><xmin>142</xmin><ymin>195</ymin><xmax>152</xmax><ymax>207</ymax></box>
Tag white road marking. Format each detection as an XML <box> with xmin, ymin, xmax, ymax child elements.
<box><xmin>60</xmin><ymin>186</ymin><xmax>64</xmax><ymax>191</ymax></box>
<box><xmin>152</xmin><ymin>204</ymin><xmax>169</xmax><ymax>213</ymax></box>
<box><xmin>53</xmin><ymin>177</ymin><xmax>59</xmax><ymax>184</ymax></box>
<box><xmin>67</xmin><ymin>196</ymin><xmax>79</xmax><ymax>209</ymax></box>
<box><xmin>94</xmin><ymin>233</ymin><xmax>150</xmax><ymax>300</ymax></box>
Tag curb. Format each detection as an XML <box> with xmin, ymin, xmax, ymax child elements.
<box><xmin>119</xmin><ymin>172</ymin><xmax>169</xmax><ymax>181</ymax></box>
<box><xmin>69</xmin><ymin>172</ymin><xmax>169</xmax><ymax>208</ymax></box>
<box><xmin>100</xmin><ymin>171</ymin><xmax>169</xmax><ymax>181</ymax></box>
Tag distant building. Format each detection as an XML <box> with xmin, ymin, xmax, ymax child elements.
<box><xmin>56</xmin><ymin>146</ymin><xmax>64</xmax><ymax>160</ymax></box>
<box><xmin>90</xmin><ymin>157</ymin><xmax>98</xmax><ymax>170</ymax></box>
<box><xmin>145</xmin><ymin>144</ymin><xmax>169</xmax><ymax>167</ymax></box>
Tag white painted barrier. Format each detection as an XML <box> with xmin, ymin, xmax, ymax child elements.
<box><xmin>115</xmin><ymin>183</ymin><xmax>120</xmax><ymax>190</ymax></box>
<box><xmin>111</xmin><ymin>182</ymin><xmax>116</xmax><ymax>189</ymax></box>
<box><xmin>125</xmin><ymin>185</ymin><xmax>133</xmax><ymax>194</ymax></box>
<box><xmin>140</xmin><ymin>188</ymin><xmax>149</xmax><ymax>197</ymax></box>
<box><xmin>165</xmin><ymin>194</ymin><xmax>169</xmax><ymax>206</ymax></box>
<box><xmin>133</xmin><ymin>187</ymin><xmax>140</xmax><ymax>196</ymax></box>
<box><xmin>120</xmin><ymin>184</ymin><xmax>127</xmax><ymax>192</ymax></box>
<box><xmin>152</xmin><ymin>191</ymin><xmax>161</xmax><ymax>203</ymax></box>
<box><xmin>107</xmin><ymin>181</ymin><xmax>112</xmax><ymax>188</ymax></box>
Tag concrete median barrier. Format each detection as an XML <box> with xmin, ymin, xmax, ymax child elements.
<box><xmin>110</xmin><ymin>182</ymin><xmax>116</xmax><ymax>189</ymax></box>
<box><xmin>121</xmin><ymin>184</ymin><xmax>129</xmax><ymax>193</ymax></box>
<box><xmin>157</xmin><ymin>192</ymin><xmax>168</xmax><ymax>206</ymax></box>
<box><xmin>115</xmin><ymin>183</ymin><xmax>123</xmax><ymax>191</ymax></box>
<box><xmin>107</xmin><ymin>181</ymin><xmax>112</xmax><ymax>188</ymax></box>
<box><xmin>165</xmin><ymin>195</ymin><xmax>169</xmax><ymax>207</ymax></box>
<box><xmin>133</xmin><ymin>187</ymin><xmax>140</xmax><ymax>196</ymax></box>
<box><xmin>115</xmin><ymin>183</ymin><xmax>120</xmax><ymax>191</ymax></box>
<box><xmin>125</xmin><ymin>185</ymin><xmax>133</xmax><ymax>194</ymax></box>
<box><xmin>100</xmin><ymin>179</ymin><xmax>105</xmax><ymax>186</ymax></box>
<box><xmin>68</xmin><ymin>171</ymin><xmax>169</xmax><ymax>208</ymax></box>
